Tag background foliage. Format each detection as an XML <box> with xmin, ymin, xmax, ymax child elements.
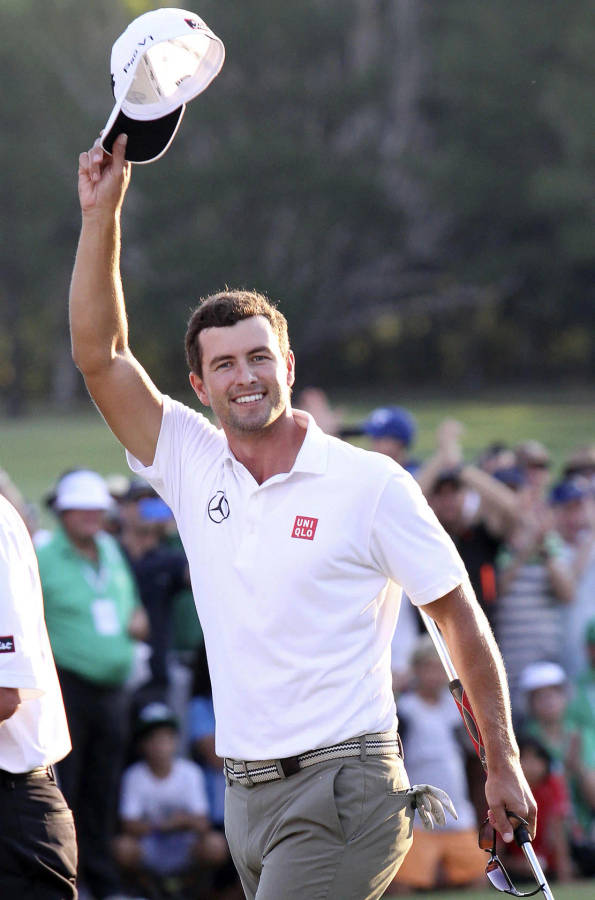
<box><xmin>1</xmin><ymin>0</ymin><xmax>593</xmax><ymax>414</ymax></box>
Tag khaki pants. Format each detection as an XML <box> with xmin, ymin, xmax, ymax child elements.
<box><xmin>224</xmin><ymin>754</ymin><xmax>414</xmax><ymax>900</ymax></box>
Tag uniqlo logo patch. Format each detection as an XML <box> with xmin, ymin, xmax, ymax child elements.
<box><xmin>0</xmin><ymin>636</ymin><xmax>15</xmax><ymax>653</ymax></box>
<box><xmin>291</xmin><ymin>516</ymin><xmax>318</xmax><ymax>540</ymax></box>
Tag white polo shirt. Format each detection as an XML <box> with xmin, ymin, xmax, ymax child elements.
<box><xmin>0</xmin><ymin>496</ymin><xmax>71</xmax><ymax>772</ymax></box>
<box><xmin>128</xmin><ymin>396</ymin><xmax>468</xmax><ymax>760</ymax></box>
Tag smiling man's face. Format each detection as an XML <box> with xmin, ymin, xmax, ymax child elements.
<box><xmin>189</xmin><ymin>315</ymin><xmax>295</xmax><ymax>434</ymax></box>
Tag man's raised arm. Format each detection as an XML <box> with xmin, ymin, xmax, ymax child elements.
<box><xmin>69</xmin><ymin>133</ymin><xmax>163</xmax><ymax>466</ymax></box>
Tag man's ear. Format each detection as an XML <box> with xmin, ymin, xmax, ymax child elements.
<box><xmin>189</xmin><ymin>372</ymin><xmax>211</xmax><ymax>407</ymax></box>
<box><xmin>286</xmin><ymin>350</ymin><xmax>296</xmax><ymax>388</ymax></box>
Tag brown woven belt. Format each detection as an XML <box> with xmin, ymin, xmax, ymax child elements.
<box><xmin>224</xmin><ymin>731</ymin><xmax>402</xmax><ymax>786</ymax></box>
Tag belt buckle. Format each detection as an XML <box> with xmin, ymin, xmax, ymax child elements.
<box><xmin>279</xmin><ymin>755</ymin><xmax>301</xmax><ymax>778</ymax></box>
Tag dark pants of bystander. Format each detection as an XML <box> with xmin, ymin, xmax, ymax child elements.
<box><xmin>57</xmin><ymin>667</ymin><xmax>130</xmax><ymax>900</ymax></box>
<box><xmin>0</xmin><ymin>766</ymin><xmax>78</xmax><ymax>899</ymax></box>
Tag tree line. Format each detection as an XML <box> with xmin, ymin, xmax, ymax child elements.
<box><xmin>1</xmin><ymin>0</ymin><xmax>593</xmax><ymax>415</ymax></box>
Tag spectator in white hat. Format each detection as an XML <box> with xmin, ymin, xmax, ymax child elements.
<box><xmin>518</xmin><ymin>660</ymin><xmax>595</xmax><ymax>871</ymax></box>
<box><xmin>37</xmin><ymin>469</ymin><xmax>149</xmax><ymax>900</ymax></box>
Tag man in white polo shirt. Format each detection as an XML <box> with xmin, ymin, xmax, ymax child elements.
<box><xmin>68</xmin><ymin>135</ymin><xmax>536</xmax><ymax>899</ymax></box>
<box><xmin>0</xmin><ymin>495</ymin><xmax>77</xmax><ymax>898</ymax></box>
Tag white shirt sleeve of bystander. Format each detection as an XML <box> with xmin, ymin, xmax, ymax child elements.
<box><xmin>0</xmin><ymin>500</ymin><xmax>44</xmax><ymax>698</ymax></box>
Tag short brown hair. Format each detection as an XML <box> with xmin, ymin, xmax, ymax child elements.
<box><xmin>185</xmin><ymin>290</ymin><xmax>290</xmax><ymax>377</ymax></box>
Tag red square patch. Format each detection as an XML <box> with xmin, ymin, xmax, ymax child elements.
<box><xmin>291</xmin><ymin>516</ymin><xmax>318</xmax><ymax>540</ymax></box>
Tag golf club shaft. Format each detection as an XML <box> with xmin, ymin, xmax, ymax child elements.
<box><xmin>521</xmin><ymin>842</ymin><xmax>555</xmax><ymax>900</ymax></box>
<box><xmin>417</xmin><ymin>606</ymin><xmax>556</xmax><ymax>899</ymax></box>
<box><xmin>418</xmin><ymin>608</ymin><xmax>458</xmax><ymax>681</ymax></box>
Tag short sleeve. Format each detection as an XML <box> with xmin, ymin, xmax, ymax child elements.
<box><xmin>369</xmin><ymin>471</ymin><xmax>469</xmax><ymax>606</ymax></box>
<box><xmin>0</xmin><ymin>499</ymin><xmax>45</xmax><ymax>695</ymax></box>
<box><xmin>119</xmin><ymin>764</ymin><xmax>144</xmax><ymax>820</ymax></box>
<box><xmin>126</xmin><ymin>395</ymin><xmax>224</xmax><ymax>518</ymax></box>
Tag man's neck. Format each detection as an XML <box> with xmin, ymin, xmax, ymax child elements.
<box><xmin>226</xmin><ymin>408</ymin><xmax>307</xmax><ymax>485</ymax></box>
<box><xmin>148</xmin><ymin>758</ymin><xmax>173</xmax><ymax>779</ymax></box>
<box><xmin>69</xmin><ymin>535</ymin><xmax>99</xmax><ymax>563</ymax></box>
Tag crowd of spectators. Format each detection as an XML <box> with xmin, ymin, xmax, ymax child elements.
<box><xmin>1</xmin><ymin>394</ymin><xmax>593</xmax><ymax>898</ymax></box>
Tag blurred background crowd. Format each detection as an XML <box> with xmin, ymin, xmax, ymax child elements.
<box><xmin>1</xmin><ymin>391</ymin><xmax>593</xmax><ymax>899</ymax></box>
<box><xmin>1</xmin><ymin>2</ymin><xmax>593</xmax><ymax>897</ymax></box>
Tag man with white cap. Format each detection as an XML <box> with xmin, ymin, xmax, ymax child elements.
<box><xmin>0</xmin><ymin>495</ymin><xmax>77</xmax><ymax>898</ymax></box>
<box><xmin>37</xmin><ymin>469</ymin><xmax>148</xmax><ymax>900</ymax></box>
<box><xmin>519</xmin><ymin>660</ymin><xmax>595</xmax><ymax>859</ymax></box>
<box><xmin>66</xmin><ymin>10</ymin><xmax>536</xmax><ymax>897</ymax></box>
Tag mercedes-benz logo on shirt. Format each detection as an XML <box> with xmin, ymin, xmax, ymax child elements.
<box><xmin>208</xmin><ymin>491</ymin><xmax>230</xmax><ymax>523</ymax></box>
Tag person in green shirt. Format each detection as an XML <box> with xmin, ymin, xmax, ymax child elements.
<box><xmin>519</xmin><ymin>660</ymin><xmax>595</xmax><ymax>877</ymax></box>
<box><xmin>567</xmin><ymin>619</ymin><xmax>595</xmax><ymax>764</ymax></box>
<box><xmin>566</xmin><ymin>619</ymin><xmax>595</xmax><ymax>875</ymax></box>
<box><xmin>37</xmin><ymin>469</ymin><xmax>149</xmax><ymax>900</ymax></box>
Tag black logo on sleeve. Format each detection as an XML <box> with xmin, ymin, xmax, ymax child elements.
<box><xmin>0</xmin><ymin>636</ymin><xmax>15</xmax><ymax>653</ymax></box>
<box><xmin>208</xmin><ymin>491</ymin><xmax>230</xmax><ymax>523</ymax></box>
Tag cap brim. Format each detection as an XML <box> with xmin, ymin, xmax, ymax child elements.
<box><xmin>101</xmin><ymin>105</ymin><xmax>185</xmax><ymax>164</ymax></box>
<box><xmin>135</xmin><ymin>718</ymin><xmax>179</xmax><ymax>738</ymax></box>
<box><xmin>338</xmin><ymin>426</ymin><xmax>366</xmax><ymax>438</ymax></box>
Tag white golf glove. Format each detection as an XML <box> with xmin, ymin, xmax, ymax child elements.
<box><xmin>407</xmin><ymin>784</ymin><xmax>458</xmax><ymax>830</ymax></box>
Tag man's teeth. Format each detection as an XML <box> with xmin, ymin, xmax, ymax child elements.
<box><xmin>234</xmin><ymin>393</ymin><xmax>264</xmax><ymax>404</ymax></box>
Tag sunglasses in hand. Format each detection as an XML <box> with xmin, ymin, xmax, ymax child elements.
<box><xmin>478</xmin><ymin>813</ymin><xmax>545</xmax><ymax>897</ymax></box>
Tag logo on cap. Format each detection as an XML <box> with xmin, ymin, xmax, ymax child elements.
<box><xmin>0</xmin><ymin>636</ymin><xmax>15</xmax><ymax>653</ymax></box>
<box><xmin>208</xmin><ymin>491</ymin><xmax>230</xmax><ymax>523</ymax></box>
<box><xmin>123</xmin><ymin>36</ymin><xmax>155</xmax><ymax>74</ymax></box>
<box><xmin>291</xmin><ymin>516</ymin><xmax>318</xmax><ymax>540</ymax></box>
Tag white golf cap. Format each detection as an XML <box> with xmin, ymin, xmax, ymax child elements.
<box><xmin>100</xmin><ymin>8</ymin><xmax>225</xmax><ymax>164</ymax></box>
<box><xmin>519</xmin><ymin>661</ymin><xmax>567</xmax><ymax>693</ymax></box>
<box><xmin>53</xmin><ymin>470</ymin><xmax>115</xmax><ymax>512</ymax></box>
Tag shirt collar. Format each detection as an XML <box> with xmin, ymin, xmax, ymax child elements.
<box><xmin>222</xmin><ymin>409</ymin><xmax>329</xmax><ymax>477</ymax></box>
<box><xmin>290</xmin><ymin>409</ymin><xmax>329</xmax><ymax>475</ymax></box>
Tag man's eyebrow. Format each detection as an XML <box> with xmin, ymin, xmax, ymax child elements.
<box><xmin>208</xmin><ymin>346</ymin><xmax>272</xmax><ymax>368</ymax></box>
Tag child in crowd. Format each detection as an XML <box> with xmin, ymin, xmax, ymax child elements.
<box><xmin>188</xmin><ymin>646</ymin><xmax>244</xmax><ymax>898</ymax></box>
<box><xmin>568</xmin><ymin>619</ymin><xmax>595</xmax><ymax>771</ymax></box>
<box><xmin>114</xmin><ymin>702</ymin><xmax>228</xmax><ymax>894</ymax></box>
<box><xmin>388</xmin><ymin>636</ymin><xmax>484</xmax><ymax>893</ymax></box>
<box><xmin>501</xmin><ymin>736</ymin><xmax>573</xmax><ymax>882</ymax></box>
<box><xmin>566</xmin><ymin>620</ymin><xmax>595</xmax><ymax>876</ymax></box>
<box><xmin>519</xmin><ymin>660</ymin><xmax>595</xmax><ymax>876</ymax></box>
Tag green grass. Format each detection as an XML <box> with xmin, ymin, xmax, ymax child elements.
<box><xmin>1</xmin><ymin>387</ymin><xmax>593</xmax><ymax>518</ymax></box>
<box><xmin>388</xmin><ymin>881</ymin><xmax>592</xmax><ymax>899</ymax></box>
<box><xmin>0</xmin><ymin>408</ymin><xmax>128</xmax><ymax>515</ymax></box>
